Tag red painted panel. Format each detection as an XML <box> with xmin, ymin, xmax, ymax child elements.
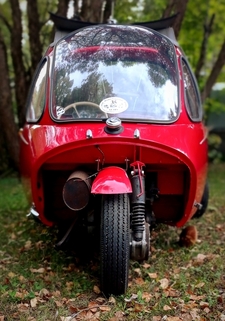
<box><xmin>157</xmin><ymin>170</ymin><xmax>185</xmax><ymax>194</ymax></box>
<box><xmin>91</xmin><ymin>167</ymin><xmax>132</xmax><ymax>194</ymax></box>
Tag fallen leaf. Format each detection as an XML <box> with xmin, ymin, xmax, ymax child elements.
<box><xmin>10</xmin><ymin>233</ymin><xmax>16</xmax><ymax>240</ymax></box>
<box><xmin>148</xmin><ymin>272</ymin><xmax>158</xmax><ymax>279</ymax></box>
<box><xmin>55</xmin><ymin>301</ymin><xmax>63</xmax><ymax>307</ymax></box>
<box><xmin>134</xmin><ymin>302</ymin><xmax>143</xmax><ymax>312</ymax></box>
<box><xmin>15</xmin><ymin>292</ymin><xmax>25</xmax><ymax>299</ymax></box>
<box><xmin>181</xmin><ymin>301</ymin><xmax>198</xmax><ymax>311</ymax></box>
<box><xmin>3</xmin><ymin>278</ymin><xmax>10</xmax><ymax>285</ymax></box>
<box><xmin>142</xmin><ymin>263</ymin><xmax>151</xmax><ymax>269</ymax></box>
<box><xmin>17</xmin><ymin>303</ymin><xmax>29</xmax><ymax>312</ymax></box>
<box><xmin>189</xmin><ymin>294</ymin><xmax>205</xmax><ymax>301</ymax></box>
<box><xmin>35</xmin><ymin>241</ymin><xmax>43</xmax><ymax>249</ymax></box>
<box><xmin>196</xmin><ymin>254</ymin><xmax>207</xmax><ymax>260</ymax></box>
<box><xmin>99</xmin><ymin>306</ymin><xmax>111</xmax><ymax>312</ymax></box>
<box><xmin>163</xmin><ymin>304</ymin><xmax>172</xmax><ymax>311</ymax></box>
<box><xmin>134</xmin><ymin>277</ymin><xmax>145</xmax><ymax>285</ymax></box>
<box><xmin>154</xmin><ymin>292</ymin><xmax>160</xmax><ymax>299</ymax></box>
<box><xmin>193</xmin><ymin>254</ymin><xmax>206</xmax><ymax>265</ymax></box>
<box><xmin>68</xmin><ymin>305</ymin><xmax>79</xmax><ymax>314</ymax></box>
<box><xmin>0</xmin><ymin>316</ymin><xmax>4</xmax><ymax>321</ymax></box>
<box><xmin>199</xmin><ymin>301</ymin><xmax>209</xmax><ymax>308</ymax></box>
<box><xmin>142</xmin><ymin>292</ymin><xmax>152</xmax><ymax>302</ymax></box>
<box><xmin>19</xmin><ymin>275</ymin><xmax>27</xmax><ymax>282</ymax></box>
<box><xmin>88</xmin><ymin>301</ymin><xmax>98</xmax><ymax>312</ymax></box>
<box><xmin>220</xmin><ymin>314</ymin><xmax>225</xmax><ymax>321</ymax></box>
<box><xmin>216</xmin><ymin>224</ymin><xmax>224</xmax><ymax>230</ymax></box>
<box><xmin>165</xmin><ymin>288</ymin><xmax>180</xmax><ymax>297</ymax></box>
<box><xmin>124</xmin><ymin>294</ymin><xmax>138</xmax><ymax>302</ymax></box>
<box><xmin>30</xmin><ymin>267</ymin><xmax>45</xmax><ymax>273</ymax></box>
<box><xmin>159</xmin><ymin>278</ymin><xmax>169</xmax><ymax>289</ymax></box>
<box><xmin>190</xmin><ymin>308</ymin><xmax>201</xmax><ymax>320</ymax></box>
<box><xmin>108</xmin><ymin>296</ymin><xmax>116</xmax><ymax>304</ymax></box>
<box><xmin>93</xmin><ymin>311</ymin><xmax>101</xmax><ymax>319</ymax></box>
<box><xmin>93</xmin><ymin>285</ymin><xmax>101</xmax><ymax>294</ymax></box>
<box><xmin>39</xmin><ymin>288</ymin><xmax>50</xmax><ymax>297</ymax></box>
<box><xmin>134</xmin><ymin>268</ymin><xmax>142</xmax><ymax>276</ymax></box>
<box><xmin>95</xmin><ymin>297</ymin><xmax>106</xmax><ymax>304</ymax></box>
<box><xmin>8</xmin><ymin>272</ymin><xmax>16</xmax><ymax>278</ymax></box>
<box><xmin>66</xmin><ymin>281</ymin><xmax>74</xmax><ymax>290</ymax></box>
<box><xmin>88</xmin><ymin>301</ymin><xmax>97</xmax><ymax>308</ymax></box>
<box><xmin>30</xmin><ymin>298</ymin><xmax>38</xmax><ymax>308</ymax></box>
<box><xmin>24</xmin><ymin>240</ymin><xmax>32</xmax><ymax>250</ymax></box>
<box><xmin>195</xmin><ymin>282</ymin><xmax>205</xmax><ymax>288</ymax></box>
<box><xmin>115</xmin><ymin>311</ymin><xmax>125</xmax><ymax>318</ymax></box>
<box><xmin>52</xmin><ymin>290</ymin><xmax>61</xmax><ymax>297</ymax></box>
<box><xmin>204</xmin><ymin>307</ymin><xmax>210</xmax><ymax>313</ymax></box>
<box><xmin>85</xmin><ymin>310</ymin><xmax>94</xmax><ymax>319</ymax></box>
<box><xmin>180</xmin><ymin>313</ymin><xmax>192</xmax><ymax>321</ymax></box>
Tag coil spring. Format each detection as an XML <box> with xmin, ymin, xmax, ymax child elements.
<box><xmin>131</xmin><ymin>204</ymin><xmax>145</xmax><ymax>241</ymax></box>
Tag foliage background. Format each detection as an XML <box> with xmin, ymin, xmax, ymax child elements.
<box><xmin>0</xmin><ymin>0</ymin><xmax>225</xmax><ymax>172</ymax></box>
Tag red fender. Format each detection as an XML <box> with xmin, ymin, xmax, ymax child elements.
<box><xmin>91</xmin><ymin>166</ymin><xmax>132</xmax><ymax>194</ymax></box>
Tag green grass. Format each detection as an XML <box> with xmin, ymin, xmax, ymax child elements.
<box><xmin>0</xmin><ymin>164</ymin><xmax>225</xmax><ymax>320</ymax></box>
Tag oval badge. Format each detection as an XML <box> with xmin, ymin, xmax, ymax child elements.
<box><xmin>99</xmin><ymin>97</ymin><xmax>128</xmax><ymax>114</ymax></box>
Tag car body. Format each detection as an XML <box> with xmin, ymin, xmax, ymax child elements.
<box><xmin>19</xmin><ymin>14</ymin><xmax>208</xmax><ymax>295</ymax></box>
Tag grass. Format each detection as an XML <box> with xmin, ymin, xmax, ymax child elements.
<box><xmin>0</xmin><ymin>164</ymin><xmax>225</xmax><ymax>320</ymax></box>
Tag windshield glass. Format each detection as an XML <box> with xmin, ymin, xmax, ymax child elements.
<box><xmin>51</xmin><ymin>25</ymin><xmax>179</xmax><ymax>122</ymax></box>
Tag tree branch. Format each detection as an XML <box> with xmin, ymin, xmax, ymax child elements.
<box><xmin>201</xmin><ymin>39</ymin><xmax>225</xmax><ymax>102</ymax></box>
<box><xmin>195</xmin><ymin>14</ymin><xmax>215</xmax><ymax>81</ymax></box>
<box><xmin>162</xmin><ymin>0</ymin><xmax>176</xmax><ymax>18</ymax></box>
<box><xmin>0</xmin><ymin>14</ymin><xmax>12</xmax><ymax>33</ymax></box>
<box><xmin>173</xmin><ymin>0</ymin><xmax>189</xmax><ymax>38</ymax></box>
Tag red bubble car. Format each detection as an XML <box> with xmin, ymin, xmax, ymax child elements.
<box><xmin>19</xmin><ymin>14</ymin><xmax>208</xmax><ymax>295</ymax></box>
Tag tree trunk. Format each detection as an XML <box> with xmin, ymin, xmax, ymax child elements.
<box><xmin>80</xmin><ymin>0</ymin><xmax>105</xmax><ymax>22</ymax></box>
<box><xmin>0</xmin><ymin>32</ymin><xmax>19</xmax><ymax>171</ymax></box>
<box><xmin>27</xmin><ymin>0</ymin><xmax>43</xmax><ymax>75</ymax></box>
<box><xmin>103</xmin><ymin>0</ymin><xmax>115</xmax><ymax>23</ymax></box>
<box><xmin>9</xmin><ymin>0</ymin><xmax>30</xmax><ymax>127</ymax></box>
<box><xmin>56</xmin><ymin>0</ymin><xmax>71</xmax><ymax>16</ymax></box>
<box><xmin>73</xmin><ymin>0</ymin><xmax>80</xmax><ymax>16</ymax></box>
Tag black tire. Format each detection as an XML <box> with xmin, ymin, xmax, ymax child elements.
<box><xmin>100</xmin><ymin>194</ymin><xmax>130</xmax><ymax>296</ymax></box>
<box><xmin>192</xmin><ymin>182</ymin><xmax>209</xmax><ymax>218</ymax></box>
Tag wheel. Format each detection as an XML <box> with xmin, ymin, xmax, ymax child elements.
<box><xmin>100</xmin><ymin>194</ymin><xmax>130</xmax><ymax>296</ymax></box>
<box><xmin>192</xmin><ymin>182</ymin><xmax>209</xmax><ymax>218</ymax></box>
<box><xmin>60</xmin><ymin>101</ymin><xmax>107</xmax><ymax>118</ymax></box>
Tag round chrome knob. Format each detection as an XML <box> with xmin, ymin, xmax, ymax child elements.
<box><xmin>105</xmin><ymin>117</ymin><xmax>123</xmax><ymax>134</ymax></box>
<box><xmin>106</xmin><ymin>117</ymin><xmax>121</xmax><ymax>129</ymax></box>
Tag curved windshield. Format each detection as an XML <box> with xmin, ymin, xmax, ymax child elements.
<box><xmin>51</xmin><ymin>25</ymin><xmax>178</xmax><ymax>122</ymax></box>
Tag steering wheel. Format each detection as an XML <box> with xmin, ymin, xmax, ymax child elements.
<box><xmin>59</xmin><ymin>101</ymin><xmax>107</xmax><ymax>118</ymax></box>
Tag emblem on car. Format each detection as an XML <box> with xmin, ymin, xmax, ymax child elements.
<box><xmin>99</xmin><ymin>97</ymin><xmax>128</xmax><ymax>114</ymax></box>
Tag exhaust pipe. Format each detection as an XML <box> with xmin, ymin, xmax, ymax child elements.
<box><xmin>63</xmin><ymin>171</ymin><xmax>91</xmax><ymax>211</ymax></box>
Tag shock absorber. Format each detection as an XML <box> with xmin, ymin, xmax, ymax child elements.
<box><xmin>130</xmin><ymin>161</ymin><xmax>146</xmax><ymax>242</ymax></box>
